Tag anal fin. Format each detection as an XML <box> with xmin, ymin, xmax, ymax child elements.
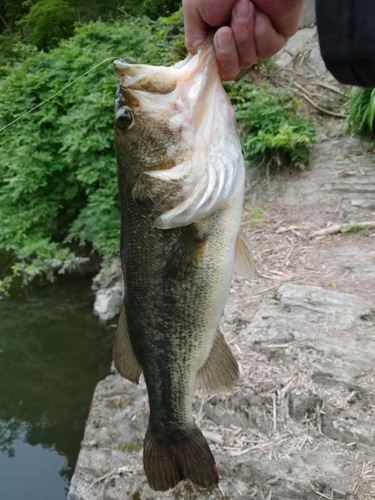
<box><xmin>196</xmin><ymin>329</ymin><xmax>239</xmax><ymax>394</ymax></box>
<box><xmin>113</xmin><ymin>303</ymin><xmax>142</xmax><ymax>384</ymax></box>
<box><xmin>234</xmin><ymin>230</ymin><xmax>255</xmax><ymax>279</ymax></box>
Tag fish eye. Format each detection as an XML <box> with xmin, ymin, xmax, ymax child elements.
<box><xmin>116</xmin><ymin>107</ymin><xmax>134</xmax><ymax>129</ymax></box>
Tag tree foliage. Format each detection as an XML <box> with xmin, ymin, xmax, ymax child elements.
<box><xmin>19</xmin><ymin>0</ymin><xmax>75</xmax><ymax>50</ymax></box>
<box><xmin>225</xmin><ymin>78</ymin><xmax>315</xmax><ymax>170</ymax></box>
<box><xmin>0</xmin><ymin>9</ymin><xmax>315</xmax><ymax>288</ymax></box>
<box><xmin>0</xmin><ymin>12</ymin><xmax>185</xmax><ymax>286</ymax></box>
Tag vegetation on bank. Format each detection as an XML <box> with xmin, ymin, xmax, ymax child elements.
<box><xmin>0</xmin><ymin>7</ymin><xmax>315</xmax><ymax>291</ymax></box>
<box><xmin>0</xmin><ymin>0</ymin><xmax>181</xmax><ymax>57</ymax></box>
<box><xmin>347</xmin><ymin>87</ymin><xmax>375</xmax><ymax>136</ymax></box>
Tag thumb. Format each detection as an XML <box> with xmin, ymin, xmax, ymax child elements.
<box><xmin>183</xmin><ymin>0</ymin><xmax>237</xmax><ymax>54</ymax></box>
<box><xmin>183</xmin><ymin>0</ymin><xmax>209</xmax><ymax>53</ymax></box>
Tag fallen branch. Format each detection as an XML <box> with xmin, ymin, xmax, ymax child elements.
<box><xmin>291</xmin><ymin>82</ymin><xmax>347</xmax><ymax>118</ymax></box>
<box><xmin>277</xmin><ymin>224</ymin><xmax>314</xmax><ymax>233</ymax></box>
<box><xmin>311</xmin><ymin>221</ymin><xmax>375</xmax><ymax>237</ymax></box>
<box><xmin>315</xmin><ymin>81</ymin><xmax>347</xmax><ymax>96</ymax></box>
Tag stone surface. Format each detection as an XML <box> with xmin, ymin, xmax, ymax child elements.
<box><xmin>69</xmin><ymin>27</ymin><xmax>375</xmax><ymax>500</ymax></box>
<box><xmin>299</xmin><ymin>0</ymin><xmax>316</xmax><ymax>27</ymax></box>
<box><xmin>92</xmin><ymin>257</ymin><xmax>123</xmax><ymax>322</ymax></box>
<box><xmin>69</xmin><ymin>281</ymin><xmax>375</xmax><ymax>500</ymax></box>
<box><xmin>276</xmin><ymin>27</ymin><xmax>329</xmax><ymax>80</ymax></box>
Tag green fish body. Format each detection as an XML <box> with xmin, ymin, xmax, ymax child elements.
<box><xmin>113</xmin><ymin>36</ymin><xmax>254</xmax><ymax>492</ymax></box>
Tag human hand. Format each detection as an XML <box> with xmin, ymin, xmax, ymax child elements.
<box><xmin>183</xmin><ymin>0</ymin><xmax>304</xmax><ymax>80</ymax></box>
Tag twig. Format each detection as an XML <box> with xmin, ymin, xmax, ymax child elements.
<box><xmin>271</xmin><ymin>75</ymin><xmax>348</xmax><ymax>117</ymax></box>
<box><xmin>311</xmin><ymin>221</ymin><xmax>375</xmax><ymax>237</ymax></box>
<box><xmin>313</xmin><ymin>491</ymin><xmax>334</xmax><ymax>500</ymax></box>
<box><xmin>272</xmin><ymin>393</ymin><xmax>277</xmax><ymax>434</ymax></box>
<box><xmin>263</xmin><ymin>337</ymin><xmax>312</xmax><ymax>349</ymax></box>
<box><xmin>283</xmin><ymin>239</ymin><xmax>295</xmax><ymax>267</ymax></box>
<box><xmin>291</xmin><ymin>82</ymin><xmax>347</xmax><ymax>118</ymax></box>
<box><xmin>277</xmin><ymin>225</ymin><xmax>314</xmax><ymax>233</ymax></box>
<box><xmin>84</xmin><ymin>466</ymin><xmax>138</xmax><ymax>495</ymax></box>
<box><xmin>315</xmin><ymin>82</ymin><xmax>347</xmax><ymax>96</ymax></box>
<box><xmin>0</xmin><ymin>14</ymin><xmax>11</xmax><ymax>33</ymax></box>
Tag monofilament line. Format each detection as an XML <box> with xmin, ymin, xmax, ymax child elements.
<box><xmin>0</xmin><ymin>56</ymin><xmax>117</xmax><ymax>133</ymax></box>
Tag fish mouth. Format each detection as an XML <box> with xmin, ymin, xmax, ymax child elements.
<box><xmin>114</xmin><ymin>33</ymin><xmax>215</xmax><ymax>96</ymax></box>
<box><xmin>114</xmin><ymin>59</ymin><xmax>180</xmax><ymax>94</ymax></box>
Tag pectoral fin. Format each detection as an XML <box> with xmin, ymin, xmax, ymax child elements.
<box><xmin>234</xmin><ymin>231</ymin><xmax>255</xmax><ymax>279</ymax></box>
<box><xmin>113</xmin><ymin>303</ymin><xmax>142</xmax><ymax>384</ymax></box>
<box><xmin>164</xmin><ymin>228</ymin><xmax>207</xmax><ymax>283</ymax></box>
<box><xmin>196</xmin><ymin>329</ymin><xmax>239</xmax><ymax>394</ymax></box>
<box><xmin>132</xmin><ymin>170</ymin><xmax>183</xmax><ymax>218</ymax></box>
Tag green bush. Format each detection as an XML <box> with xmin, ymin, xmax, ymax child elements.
<box><xmin>225</xmin><ymin>78</ymin><xmax>315</xmax><ymax>169</ymax></box>
<box><xmin>347</xmin><ymin>86</ymin><xmax>375</xmax><ymax>136</ymax></box>
<box><xmin>19</xmin><ymin>0</ymin><xmax>75</xmax><ymax>50</ymax></box>
<box><xmin>0</xmin><ymin>12</ymin><xmax>185</xmax><ymax>287</ymax></box>
<box><xmin>0</xmin><ymin>10</ymin><xmax>314</xmax><ymax>288</ymax></box>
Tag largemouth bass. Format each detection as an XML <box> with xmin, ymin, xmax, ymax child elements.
<box><xmin>113</xmin><ymin>35</ymin><xmax>254</xmax><ymax>492</ymax></box>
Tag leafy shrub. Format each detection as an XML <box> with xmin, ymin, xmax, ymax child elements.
<box><xmin>0</xmin><ymin>12</ymin><xmax>185</xmax><ymax>285</ymax></box>
<box><xmin>0</xmin><ymin>9</ymin><xmax>315</xmax><ymax>287</ymax></box>
<box><xmin>19</xmin><ymin>0</ymin><xmax>75</xmax><ymax>50</ymax></box>
<box><xmin>347</xmin><ymin>86</ymin><xmax>375</xmax><ymax>135</ymax></box>
<box><xmin>225</xmin><ymin>78</ymin><xmax>315</xmax><ymax>169</ymax></box>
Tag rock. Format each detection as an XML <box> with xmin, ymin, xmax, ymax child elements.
<box><xmin>278</xmin><ymin>138</ymin><xmax>375</xmax><ymax>223</ymax></box>
<box><xmin>299</xmin><ymin>0</ymin><xmax>316</xmax><ymax>28</ymax></box>
<box><xmin>92</xmin><ymin>257</ymin><xmax>123</xmax><ymax>322</ymax></box>
<box><xmin>276</xmin><ymin>27</ymin><xmax>329</xmax><ymax>80</ymax></box>
<box><xmin>93</xmin><ymin>284</ymin><xmax>123</xmax><ymax>322</ymax></box>
<box><xmin>288</xmin><ymin>393</ymin><xmax>322</xmax><ymax>421</ymax></box>
<box><xmin>69</xmin><ymin>283</ymin><xmax>374</xmax><ymax>500</ymax></box>
<box><xmin>243</xmin><ymin>284</ymin><xmax>375</xmax><ymax>386</ymax></box>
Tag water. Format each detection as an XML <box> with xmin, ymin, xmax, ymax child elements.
<box><xmin>0</xmin><ymin>277</ymin><xmax>114</xmax><ymax>500</ymax></box>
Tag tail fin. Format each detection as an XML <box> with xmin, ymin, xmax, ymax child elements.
<box><xmin>143</xmin><ymin>425</ymin><xmax>219</xmax><ymax>491</ymax></box>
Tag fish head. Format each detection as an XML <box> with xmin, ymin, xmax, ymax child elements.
<box><xmin>114</xmin><ymin>61</ymin><xmax>186</xmax><ymax>183</ymax></box>
<box><xmin>114</xmin><ymin>35</ymin><xmax>244</xmax><ymax>227</ymax></box>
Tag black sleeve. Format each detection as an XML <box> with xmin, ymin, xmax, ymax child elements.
<box><xmin>316</xmin><ymin>0</ymin><xmax>375</xmax><ymax>87</ymax></box>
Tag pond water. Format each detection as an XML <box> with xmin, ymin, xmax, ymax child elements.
<box><xmin>0</xmin><ymin>277</ymin><xmax>114</xmax><ymax>500</ymax></box>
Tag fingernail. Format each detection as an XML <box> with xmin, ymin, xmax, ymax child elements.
<box><xmin>233</xmin><ymin>0</ymin><xmax>251</xmax><ymax>22</ymax></box>
<box><xmin>216</xmin><ymin>30</ymin><xmax>233</xmax><ymax>51</ymax></box>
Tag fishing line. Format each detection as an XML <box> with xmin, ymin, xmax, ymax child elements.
<box><xmin>0</xmin><ymin>56</ymin><xmax>118</xmax><ymax>133</ymax></box>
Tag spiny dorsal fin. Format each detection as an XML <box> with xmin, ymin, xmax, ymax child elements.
<box><xmin>234</xmin><ymin>230</ymin><xmax>255</xmax><ymax>279</ymax></box>
<box><xmin>113</xmin><ymin>303</ymin><xmax>142</xmax><ymax>384</ymax></box>
<box><xmin>164</xmin><ymin>228</ymin><xmax>207</xmax><ymax>283</ymax></box>
<box><xmin>196</xmin><ymin>329</ymin><xmax>239</xmax><ymax>394</ymax></box>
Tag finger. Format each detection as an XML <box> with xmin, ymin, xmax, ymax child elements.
<box><xmin>254</xmin><ymin>8</ymin><xmax>288</xmax><ymax>59</ymax></box>
<box><xmin>183</xmin><ymin>0</ymin><xmax>238</xmax><ymax>54</ymax></box>
<box><xmin>231</xmin><ymin>0</ymin><xmax>257</xmax><ymax>69</ymax></box>
<box><xmin>214</xmin><ymin>27</ymin><xmax>241</xmax><ymax>81</ymax></box>
<box><xmin>252</xmin><ymin>0</ymin><xmax>303</xmax><ymax>37</ymax></box>
<box><xmin>183</xmin><ymin>0</ymin><xmax>208</xmax><ymax>54</ymax></box>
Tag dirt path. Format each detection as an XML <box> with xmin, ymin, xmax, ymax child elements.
<box><xmin>68</xmin><ymin>29</ymin><xmax>375</xmax><ymax>500</ymax></box>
